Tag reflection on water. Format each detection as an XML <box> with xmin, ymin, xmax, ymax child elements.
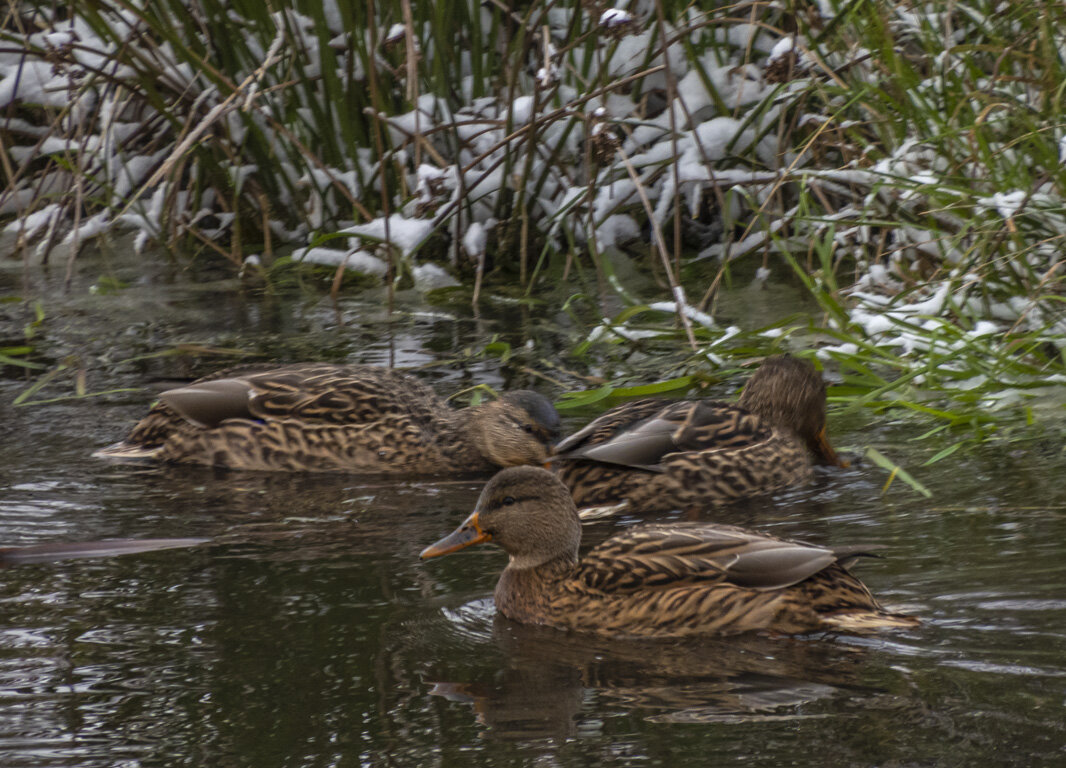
<box><xmin>425</xmin><ymin>614</ymin><xmax>860</xmax><ymax>737</ymax></box>
<box><xmin>2</xmin><ymin>258</ymin><xmax>1066</xmax><ymax>766</ymax></box>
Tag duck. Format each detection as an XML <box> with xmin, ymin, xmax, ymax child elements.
<box><xmin>420</xmin><ymin>466</ymin><xmax>917</xmax><ymax>638</ymax></box>
<box><xmin>552</xmin><ymin>355</ymin><xmax>845</xmax><ymax>517</ymax></box>
<box><xmin>94</xmin><ymin>363</ymin><xmax>561</xmax><ymax>474</ymax></box>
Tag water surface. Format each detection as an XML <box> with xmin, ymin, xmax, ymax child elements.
<box><xmin>1</xmin><ymin>253</ymin><xmax>1064</xmax><ymax>766</ymax></box>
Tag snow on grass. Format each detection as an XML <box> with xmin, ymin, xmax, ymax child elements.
<box><xmin>599</xmin><ymin>9</ymin><xmax>634</xmax><ymax>29</ymax></box>
<box><xmin>4</xmin><ymin>0</ymin><xmax>1066</xmax><ymax>419</ymax></box>
<box><xmin>461</xmin><ymin>221</ymin><xmax>488</xmax><ymax>258</ymax></box>
<box><xmin>292</xmin><ymin>247</ymin><xmax>388</xmax><ymax>277</ymax></box>
<box><xmin>340</xmin><ymin>215</ymin><xmax>434</xmax><ymax>256</ymax></box>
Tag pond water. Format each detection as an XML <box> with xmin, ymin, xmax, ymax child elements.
<box><xmin>1</xmin><ymin>251</ymin><xmax>1064</xmax><ymax>767</ymax></box>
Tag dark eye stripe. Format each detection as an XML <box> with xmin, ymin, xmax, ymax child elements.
<box><xmin>491</xmin><ymin>494</ymin><xmax>537</xmax><ymax>509</ymax></box>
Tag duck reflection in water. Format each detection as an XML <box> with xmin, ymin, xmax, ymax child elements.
<box><xmin>425</xmin><ymin>616</ymin><xmax>881</xmax><ymax>740</ymax></box>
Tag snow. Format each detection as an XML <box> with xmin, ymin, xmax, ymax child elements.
<box><xmin>977</xmin><ymin>190</ymin><xmax>1028</xmax><ymax>219</ymax></box>
<box><xmin>692</xmin><ymin>117</ymin><xmax>757</xmax><ymax>161</ymax></box>
<box><xmin>411</xmin><ymin>263</ymin><xmax>460</xmax><ymax>291</ymax></box>
<box><xmin>341</xmin><ymin>215</ymin><xmax>434</xmax><ymax>256</ymax></box>
<box><xmin>462</xmin><ymin>221</ymin><xmax>488</xmax><ymax>256</ymax></box>
<box><xmin>510</xmin><ymin>96</ymin><xmax>535</xmax><ymax>124</ymax></box>
<box><xmin>60</xmin><ymin>213</ymin><xmax>110</xmax><ymax>248</ymax></box>
<box><xmin>587</xmin><ymin>324</ymin><xmax>664</xmax><ymax>343</ymax></box>
<box><xmin>768</xmin><ymin>36</ymin><xmax>795</xmax><ymax>62</ymax></box>
<box><xmin>649</xmin><ymin>300</ymin><xmax>715</xmax><ymax>330</ymax></box>
<box><xmin>5</xmin><ymin>204</ymin><xmax>61</xmax><ymax>240</ymax></box>
<box><xmin>600</xmin><ymin>9</ymin><xmax>634</xmax><ymax>28</ymax></box>
<box><xmin>817</xmin><ymin>343</ymin><xmax>859</xmax><ymax>359</ymax></box>
<box><xmin>595</xmin><ymin>215</ymin><xmax>640</xmax><ymax>248</ymax></box>
<box><xmin>969</xmin><ymin>321</ymin><xmax>1000</xmax><ymax>337</ymax></box>
<box><xmin>0</xmin><ymin>60</ymin><xmax>69</xmax><ymax>108</ymax></box>
<box><xmin>292</xmin><ymin>247</ymin><xmax>388</xmax><ymax>277</ymax></box>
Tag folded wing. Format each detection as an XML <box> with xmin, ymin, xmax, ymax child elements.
<box><xmin>160</xmin><ymin>364</ymin><xmax>440</xmax><ymax>428</ymax></box>
<box><xmin>555</xmin><ymin>400</ymin><xmax>772</xmax><ymax>471</ymax></box>
<box><xmin>576</xmin><ymin>524</ymin><xmax>850</xmax><ymax>594</ymax></box>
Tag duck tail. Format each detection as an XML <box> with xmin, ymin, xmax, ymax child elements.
<box><xmin>577</xmin><ymin>501</ymin><xmax>632</xmax><ymax>520</ymax></box>
<box><xmin>92</xmin><ymin>441</ymin><xmax>163</xmax><ymax>462</ymax></box>
<box><xmin>823</xmin><ymin>610</ymin><xmax>920</xmax><ymax>633</ymax></box>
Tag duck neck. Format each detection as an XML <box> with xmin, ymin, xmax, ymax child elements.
<box><xmin>495</xmin><ymin>553</ymin><xmax>577</xmax><ymax>622</ymax></box>
<box><xmin>737</xmin><ymin>390</ymin><xmax>796</xmax><ymax>437</ymax></box>
<box><xmin>434</xmin><ymin>408</ymin><xmax>496</xmax><ymax>472</ymax></box>
<box><xmin>507</xmin><ymin>550</ymin><xmax>578</xmax><ymax>573</ymax></box>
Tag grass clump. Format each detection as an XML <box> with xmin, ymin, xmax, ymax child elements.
<box><xmin>2</xmin><ymin>0</ymin><xmax>1065</xmax><ymax>446</ymax></box>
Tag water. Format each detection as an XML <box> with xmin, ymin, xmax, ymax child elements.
<box><xmin>1</xmin><ymin>253</ymin><xmax>1065</xmax><ymax>766</ymax></box>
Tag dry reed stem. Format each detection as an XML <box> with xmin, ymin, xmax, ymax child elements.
<box><xmin>614</xmin><ymin>144</ymin><xmax>698</xmax><ymax>351</ymax></box>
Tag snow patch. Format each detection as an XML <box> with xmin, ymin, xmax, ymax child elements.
<box><xmin>341</xmin><ymin>215</ymin><xmax>434</xmax><ymax>255</ymax></box>
<box><xmin>293</xmin><ymin>247</ymin><xmax>388</xmax><ymax>277</ymax></box>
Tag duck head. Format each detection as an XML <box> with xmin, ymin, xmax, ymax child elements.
<box><xmin>420</xmin><ymin>466</ymin><xmax>580</xmax><ymax>568</ymax></box>
<box><xmin>737</xmin><ymin>356</ymin><xmax>844</xmax><ymax>467</ymax></box>
<box><xmin>471</xmin><ymin>391</ymin><xmax>561</xmax><ymax>468</ymax></box>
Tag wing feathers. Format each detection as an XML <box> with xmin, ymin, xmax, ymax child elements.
<box><xmin>160</xmin><ymin>379</ymin><xmax>254</xmax><ymax>428</ymax></box>
<box><xmin>555</xmin><ymin>400</ymin><xmax>773</xmax><ymax>470</ymax></box>
<box><xmin>158</xmin><ymin>365</ymin><xmax>442</xmax><ymax>429</ymax></box>
<box><xmin>578</xmin><ymin>524</ymin><xmax>852</xmax><ymax>594</ymax></box>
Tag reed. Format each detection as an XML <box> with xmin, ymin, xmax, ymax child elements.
<box><xmin>2</xmin><ymin>0</ymin><xmax>1064</xmax><ymax>455</ymax></box>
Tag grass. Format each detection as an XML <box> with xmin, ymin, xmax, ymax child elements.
<box><xmin>2</xmin><ymin>0</ymin><xmax>1065</xmax><ymax>455</ymax></box>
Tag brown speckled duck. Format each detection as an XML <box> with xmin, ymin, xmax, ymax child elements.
<box><xmin>553</xmin><ymin>355</ymin><xmax>845</xmax><ymax>518</ymax></box>
<box><xmin>421</xmin><ymin>467</ymin><xmax>917</xmax><ymax>638</ymax></box>
<box><xmin>95</xmin><ymin>364</ymin><xmax>560</xmax><ymax>473</ymax></box>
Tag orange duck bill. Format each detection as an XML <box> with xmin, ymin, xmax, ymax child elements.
<box><xmin>420</xmin><ymin>511</ymin><xmax>491</xmax><ymax>559</ymax></box>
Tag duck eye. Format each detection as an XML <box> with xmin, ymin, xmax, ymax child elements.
<box><xmin>522</xmin><ymin>424</ymin><xmax>535</xmax><ymax>434</ymax></box>
<box><xmin>501</xmin><ymin>496</ymin><xmax>516</xmax><ymax>506</ymax></box>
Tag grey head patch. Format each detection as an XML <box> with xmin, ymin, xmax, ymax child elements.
<box><xmin>502</xmin><ymin>390</ymin><xmax>561</xmax><ymax>437</ymax></box>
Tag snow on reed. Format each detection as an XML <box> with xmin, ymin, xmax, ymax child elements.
<box><xmin>2</xmin><ymin>0</ymin><xmax>1064</xmax><ymax>399</ymax></box>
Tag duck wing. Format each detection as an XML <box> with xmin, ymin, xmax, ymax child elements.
<box><xmin>555</xmin><ymin>399</ymin><xmax>668</xmax><ymax>453</ymax></box>
<box><xmin>160</xmin><ymin>364</ymin><xmax>442</xmax><ymax>428</ymax></box>
<box><xmin>555</xmin><ymin>400</ymin><xmax>770</xmax><ymax>471</ymax></box>
<box><xmin>576</xmin><ymin>524</ymin><xmax>851</xmax><ymax>594</ymax></box>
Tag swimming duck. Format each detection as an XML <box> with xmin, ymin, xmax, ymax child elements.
<box><xmin>420</xmin><ymin>466</ymin><xmax>917</xmax><ymax>638</ymax></box>
<box><xmin>553</xmin><ymin>355</ymin><xmax>844</xmax><ymax>517</ymax></box>
<box><xmin>95</xmin><ymin>363</ymin><xmax>561</xmax><ymax>473</ymax></box>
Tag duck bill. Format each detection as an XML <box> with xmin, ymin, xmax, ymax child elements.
<box><xmin>420</xmin><ymin>511</ymin><xmax>491</xmax><ymax>559</ymax></box>
<box><xmin>810</xmin><ymin>426</ymin><xmax>848</xmax><ymax>468</ymax></box>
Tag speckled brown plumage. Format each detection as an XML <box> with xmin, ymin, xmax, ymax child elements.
<box><xmin>95</xmin><ymin>364</ymin><xmax>560</xmax><ymax>474</ymax></box>
<box><xmin>553</xmin><ymin>355</ymin><xmax>844</xmax><ymax>517</ymax></box>
<box><xmin>420</xmin><ymin>467</ymin><xmax>918</xmax><ymax>638</ymax></box>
